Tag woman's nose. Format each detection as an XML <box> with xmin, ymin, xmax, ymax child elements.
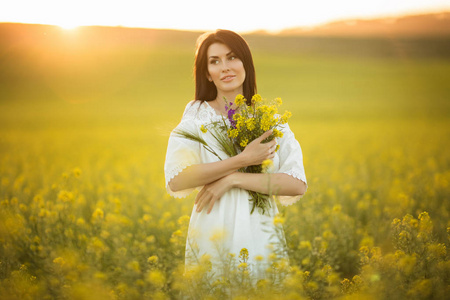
<box><xmin>221</xmin><ymin>61</ymin><xmax>230</xmax><ymax>71</ymax></box>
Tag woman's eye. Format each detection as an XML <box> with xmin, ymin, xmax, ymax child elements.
<box><xmin>229</xmin><ymin>56</ymin><xmax>236</xmax><ymax>60</ymax></box>
<box><xmin>210</xmin><ymin>59</ymin><xmax>219</xmax><ymax>65</ymax></box>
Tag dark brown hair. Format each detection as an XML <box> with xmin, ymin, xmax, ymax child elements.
<box><xmin>194</xmin><ymin>29</ymin><xmax>256</xmax><ymax>104</ymax></box>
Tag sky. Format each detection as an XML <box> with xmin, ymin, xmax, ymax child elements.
<box><xmin>1</xmin><ymin>0</ymin><xmax>450</xmax><ymax>32</ymax></box>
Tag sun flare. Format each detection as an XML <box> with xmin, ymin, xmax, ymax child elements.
<box><xmin>57</xmin><ymin>21</ymin><xmax>80</xmax><ymax>30</ymax></box>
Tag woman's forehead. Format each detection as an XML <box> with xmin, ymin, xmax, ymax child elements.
<box><xmin>207</xmin><ymin>43</ymin><xmax>233</xmax><ymax>57</ymax></box>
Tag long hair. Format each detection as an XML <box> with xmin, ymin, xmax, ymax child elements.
<box><xmin>194</xmin><ymin>29</ymin><xmax>256</xmax><ymax>105</ymax></box>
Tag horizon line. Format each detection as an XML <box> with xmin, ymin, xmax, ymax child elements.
<box><xmin>1</xmin><ymin>9</ymin><xmax>449</xmax><ymax>34</ymax></box>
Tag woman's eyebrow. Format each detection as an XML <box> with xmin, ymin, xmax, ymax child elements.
<box><xmin>209</xmin><ymin>51</ymin><xmax>234</xmax><ymax>59</ymax></box>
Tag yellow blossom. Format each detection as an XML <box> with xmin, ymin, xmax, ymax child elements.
<box><xmin>200</xmin><ymin>125</ymin><xmax>207</xmax><ymax>133</ymax></box>
<box><xmin>251</xmin><ymin>94</ymin><xmax>262</xmax><ymax>104</ymax></box>
<box><xmin>72</xmin><ymin>167</ymin><xmax>82</xmax><ymax>177</ymax></box>
<box><xmin>92</xmin><ymin>208</ymin><xmax>104</xmax><ymax>220</ymax></box>
<box><xmin>273</xmin><ymin>214</ymin><xmax>285</xmax><ymax>226</ymax></box>
<box><xmin>127</xmin><ymin>260</ymin><xmax>140</xmax><ymax>273</ymax></box>
<box><xmin>147</xmin><ymin>255</ymin><xmax>158</xmax><ymax>264</ymax></box>
<box><xmin>254</xmin><ymin>255</ymin><xmax>264</xmax><ymax>261</ymax></box>
<box><xmin>245</xmin><ymin>118</ymin><xmax>256</xmax><ymax>131</ymax></box>
<box><xmin>76</xmin><ymin>218</ymin><xmax>85</xmax><ymax>226</ymax></box>
<box><xmin>299</xmin><ymin>240</ymin><xmax>312</xmax><ymax>250</ymax></box>
<box><xmin>238</xmin><ymin>262</ymin><xmax>248</xmax><ymax>269</ymax></box>
<box><xmin>280</xmin><ymin>110</ymin><xmax>292</xmax><ymax>124</ymax></box>
<box><xmin>261</xmin><ymin>159</ymin><xmax>273</xmax><ymax>172</ymax></box>
<box><xmin>147</xmin><ymin>270</ymin><xmax>165</xmax><ymax>288</ymax></box>
<box><xmin>58</xmin><ymin>190</ymin><xmax>74</xmax><ymax>203</ymax></box>
<box><xmin>228</xmin><ymin>128</ymin><xmax>239</xmax><ymax>139</ymax></box>
<box><xmin>235</xmin><ymin>94</ymin><xmax>246</xmax><ymax>106</ymax></box>
<box><xmin>240</xmin><ymin>139</ymin><xmax>248</xmax><ymax>148</ymax></box>
<box><xmin>53</xmin><ymin>257</ymin><xmax>65</xmax><ymax>266</ymax></box>
<box><xmin>272</xmin><ymin>128</ymin><xmax>283</xmax><ymax>138</ymax></box>
<box><xmin>239</xmin><ymin>248</ymin><xmax>249</xmax><ymax>262</ymax></box>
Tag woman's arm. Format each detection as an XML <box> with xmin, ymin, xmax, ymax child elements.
<box><xmin>168</xmin><ymin>154</ymin><xmax>245</xmax><ymax>192</ymax></box>
<box><xmin>194</xmin><ymin>172</ymin><xmax>306</xmax><ymax>213</ymax></box>
<box><xmin>168</xmin><ymin>130</ymin><xmax>276</xmax><ymax>192</ymax></box>
<box><xmin>231</xmin><ymin>172</ymin><xmax>307</xmax><ymax>196</ymax></box>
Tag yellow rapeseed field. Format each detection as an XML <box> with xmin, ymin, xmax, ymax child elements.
<box><xmin>0</xmin><ymin>24</ymin><xmax>449</xmax><ymax>299</ymax></box>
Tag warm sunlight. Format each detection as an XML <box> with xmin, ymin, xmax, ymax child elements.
<box><xmin>1</xmin><ymin>0</ymin><xmax>450</xmax><ymax>32</ymax></box>
<box><xmin>57</xmin><ymin>21</ymin><xmax>80</xmax><ymax>30</ymax></box>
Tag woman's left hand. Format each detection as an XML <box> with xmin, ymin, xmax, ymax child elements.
<box><xmin>195</xmin><ymin>174</ymin><xmax>235</xmax><ymax>214</ymax></box>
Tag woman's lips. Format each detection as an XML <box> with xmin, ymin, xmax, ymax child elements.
<box><xmin>221</xmin><ymin>75</ymin><xmax>236</xmax><ymax>82</ymax></box>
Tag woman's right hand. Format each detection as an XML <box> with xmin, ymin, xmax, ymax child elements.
<box><xmin>239</xmin><ymin>130</ymin><xmax>277</xmax><ymax>166</ymax></box>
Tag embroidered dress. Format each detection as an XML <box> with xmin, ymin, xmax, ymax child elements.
<box><xmin>164</xmin><ymin>100</ymin><xmax>307</xmax><ymax>273</ymax></box>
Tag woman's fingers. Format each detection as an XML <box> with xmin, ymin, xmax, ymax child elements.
<box><xmin>196</xmin><ymin>193</ymin><xmax>208</xmax><ymax>212</ymax></box>
<box><xmin>196</xmin><ymin>189</ymin><xmax>215</xmax><ymax>213</ymax></box>
<box><xmin>195</xmin><ymin>187</ymin><xmax>206</xmax><ymax>204</ymax></box>
<box><xmin>207</xmin><ymin>198</ymin><xmax>216</xmax><ymax>214</ymax></box>
<box><xmin>257</xmin><ymin>130</ymin><xmax>273</xmax><ymax>142</ymax></box>
<box><xmin>195</xmin><ymin>188</ymin><xmax>208</xmax><ymax>211</ymax></box>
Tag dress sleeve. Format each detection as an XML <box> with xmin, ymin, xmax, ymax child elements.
<box><xmin>275</xmin><ymin>122</ymin><xmax>308</xmax><ymax>206</ymax></box>
<box><xmin>164</xmin><ymin>102</ymin><xmax>202</xmax><ymax>198</ymax></box>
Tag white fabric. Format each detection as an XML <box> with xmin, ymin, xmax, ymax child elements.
<box><xmin>164</xmin><ymin>100</ymin><xmax>307</xmax><ymax>270</ymax></box>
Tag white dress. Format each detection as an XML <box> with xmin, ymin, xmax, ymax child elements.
<box><xmin>164</xmin><ymin>100</ymin><xmax>307</xmax><ymax>273</ymax></box>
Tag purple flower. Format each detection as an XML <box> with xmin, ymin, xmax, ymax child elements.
<box><xmin>228</xmin><ymin>108</ymin><xmax>236</xmax><ymax>128</ymax></box>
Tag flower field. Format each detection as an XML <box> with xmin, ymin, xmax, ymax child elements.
<box><xmin>0</xmin><ymin>24</ymin><xmax>449</xmax><ymax>299</ymax></box>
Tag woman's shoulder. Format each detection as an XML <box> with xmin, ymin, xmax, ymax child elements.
<box><xmin>181</xmin><ymin>100</ymin><xmax>218</xmax><ymax>122</ymax></box>
<box><xmin>181</xmin><ymin>100</ymin><xmax>203</xmax><ymax>118</ymax></box>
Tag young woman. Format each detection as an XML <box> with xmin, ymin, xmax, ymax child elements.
<box><xmin>164</xmin><ymin>29</ymin><xmax>307</xmax><ymax>272</ymax></box>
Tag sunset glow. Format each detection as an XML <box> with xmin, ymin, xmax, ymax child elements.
<box><xmin>1</xmin><ymin>0</ymin><xmax>450</xmax><ymax>32</ymax></box>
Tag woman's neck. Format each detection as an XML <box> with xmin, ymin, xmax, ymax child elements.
<box><xmin>215</xmin><ymin>90</ymin><xmax>243</xmax><ymax>104</ymax></box>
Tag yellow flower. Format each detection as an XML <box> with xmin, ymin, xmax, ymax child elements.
<box><xmin>245</xmin><ymin>118</ymin><xmax>256</xmax><ymax>131</ymax></box>
<box><xmin>275</xmin><ymin>97</ymin><xmax>282</xmax><ymax>106</ymax></box>
<box><xmin>273</xmin><ymin>214</ymin><xmax>285</xmax><ymax>226</ymax></box>
<box><xmin>251</xmin><ymin>94</ymin><xmax>262</xmax><ymax>104</ymax></box>
<box><xmin>273</xmin><ymin>128</ymin><xmax>283</xmax><ymax>138</ymax></box>
<box><xmin>262</xmin><ymin>159</ymin><xmax>273</xmax><ymax>172</ymax></box>
<box><xmin>92</xmin><ymin>208</ymin><xmax>104</xmax><ymax>220</ymax></box>
<box><xmin>235</xmin><ymin>94</ymin><xmax>246</xmax><ymax>106</ymax></box>
<box><xmin>238</xmin><ymin>262</ymin><xmax>248</xmax><ymax>269</ymax></box>
<box><xmin>254</xmin><ymin>255</ymin><xmax>264</xmax><ymax>261</ymax></box>
<box><xmin>57</xmin><ymin>190</ymin><xmax>74</xmax><ymax>203</ymax></box>
<box><xmin>127</xmin><ymin>260</ymin><xmax>141</xmax><ymax>273</ymax></box>
<box><xmin>235</xmin><ymin>115</ymin><xmax>245</xmax><ymax>130</ymax></box>
<box><xmin>147</xmin><ymin>270</ymin><xmax>165</xmax><ymax>288</ymax></box>
<box><xmin>76</xmin><ymin>218</ymin><xmax>85</xmax><ymax>226</ymax></box>
<box><xmin>53</xmin><ymin>257</ymin><xmax>65</xmax><ymax>266</ymax></box>
<box><xmin>147</xmin><ymin>255</ymin><xmax>158</xmax><ymax>264</ymax></box>
<box><xmin>239</xmin><ymin>139</ymin><xmax>248</xmax><ymax>148</ymax></box>
<box><xmin>72</xmin><ymin>167</ymin><xmax>82</xmax><ymax>178</ymax></box>
<box><xmin>299</xmin><ymin>240</ymin><xmax>312</xmax><ymax>250</ymax></box>
<box><xmin>228</xmin><ymin>128</ymin><xmax>238</xmax><ymax>139</ymax></box>
<box><xmin>200</xmin><ymin>125</ymin><xmax>207</xmax><ymax>133</ymax></box>
<box><xmin>210</xmin><ymin>229</ymin><xmax>226</xmax><ymax>242</ymax></box>
<box><xmin>172</xmin><ymin>229</ymin><xmax>182</xmax><ymax>237</ymax></box>
<box><xmin>239</xmin><ymin>248</ymin><xmax>249</xmax><ymax>262</ymax></box>
<box><xmin>177</xmin><ymin>215</ymin><xmax>190</xmax><ymax>226</ymax></box>
<box><xmin>280</xmin><ymin>111</ymin><xmax>292</xmax><ymax>124</ymax></box>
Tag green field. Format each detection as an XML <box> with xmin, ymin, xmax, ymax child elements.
<box><xmin>1</xmin><ymin>24</ymin><xmax>449</xmax><ymax>299</ymax></box>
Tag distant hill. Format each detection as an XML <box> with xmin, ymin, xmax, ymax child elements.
<box><xmin>280</xmin><ymin>12</ymin><xmax>450</xmax><ymax>37</ymax></box>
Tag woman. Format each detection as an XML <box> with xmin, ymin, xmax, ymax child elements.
<box><xmin>164</xmin><ymin>30</ymin><xmax>307</xmax><ymax>273</ymax></box>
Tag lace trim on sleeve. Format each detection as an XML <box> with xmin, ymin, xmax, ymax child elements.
<box><xmin>165</xmin><ymin>163</ymin><xmax>196</xmax><ymax>199</ymax></box>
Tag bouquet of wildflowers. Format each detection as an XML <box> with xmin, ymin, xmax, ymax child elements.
<box><xmin>175</xmin><ymin>94</ymin><xmax>292</xmax><ymax>214</ymax></box>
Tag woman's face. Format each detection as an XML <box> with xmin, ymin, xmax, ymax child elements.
<box><xmin>206</xmin><ymin>42</ymin><xmax>246</xmax><ymax>98</ymax></box>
